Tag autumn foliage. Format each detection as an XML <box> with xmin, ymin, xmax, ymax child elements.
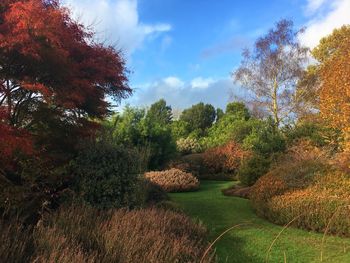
<box><xmin>250</xmin><ymin>141</ymin><xmax>350</xmax><ymax>236</ymax></box>
<box><xmin>0</xmin><ymin>0</ymin><xmax>131</xmax><ymax>168</ymax></box>
<box><xmin>203</xmin><ymin>141</ymin><xmax>248</xmax><ymax>174</ymax></box>
<box><xmin>315</xmin><ymin>26</ymin><xmax>350</xmax><ymax>149</ymax></box>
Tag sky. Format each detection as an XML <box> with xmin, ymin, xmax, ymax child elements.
<box><xmin>62</xmin><ymin>0</ymin><xmax>350</xmax><ymax>111</ymax></box>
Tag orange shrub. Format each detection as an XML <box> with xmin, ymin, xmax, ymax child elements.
<box><xmin>144</xmin><ymin>168</ymin><xmax>199</xmax><ymax>192</ymax></box>
<box><xmin>269</xmin><ymin>171</ymin><xmax>350</xmax><ymax>236</ymax></box>
<box><xmin>203</xmin><ymin>141</ymin><xmax>248</xmax><ymax>174</ymax></box>
<box><xmin>250</xmin><ymin>140</ymin><xmax>350</xmax><ymax>236</ymax></box>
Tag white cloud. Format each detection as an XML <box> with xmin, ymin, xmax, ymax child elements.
<box><xmin>63</xmin><ymin>0</ymin><xmax>171</xmax><ymax>56</ymax></box>
<box><xmin>190</xmin><ymin>77</ymin><xmax>215</xmax><ymax>89</ymax></box>
<box><xmin>300</xmin><ymin>0</ymin><xmax>350</xmax><ymax>48</ymax></box>
<box><xmin>163</xmin><ymin>76</ymin><xmax>184</xmax><ymax>89</ymax></box>
<box><xmin>126</xmin><ymin>76</ymin><xmax>247</xmax><ymax>110</ymax></box>
<box><xmin>306</xmin><ymin>0</ymin><xmax>328</xmax><ymax>13</ymax></box>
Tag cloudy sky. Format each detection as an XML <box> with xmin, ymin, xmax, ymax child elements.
<box><xmin>63</xmin><ymin>0</ymin><xmax>350</xmax><ymax>110</ymax></box>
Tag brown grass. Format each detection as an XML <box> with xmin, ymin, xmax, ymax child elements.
<box><xmin>1</xmin><ymin>205</ymin><xmax>214</xmax><ymax>263</ymax></box>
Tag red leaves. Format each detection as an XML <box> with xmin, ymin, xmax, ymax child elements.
<box><xmin>0</xmin><ymin>108</ymin><xmax>33</xmax><ymax>169</ymax></box>
<box><xmin>1</xmin><ymin>0</ymin><xmax>65</xmax><ymax>58</ymax></box>
<box><xmin>203</xmin><ymin>141</ymin><xmax>248</xmax><ymax>174</ymax></box>
<box><xmin>0</xmin><ymin>0</ymin><xmax>130</xmax><ymax>117</ymax></box>
<box><xmin>0</xmin><ymin>0</ymin><xmax>131</xmax><ymax>166</ymax></box>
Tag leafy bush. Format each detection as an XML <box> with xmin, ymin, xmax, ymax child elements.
<box><xmin>242</xmin><ymin>122</ymin><xmax>286</xmax><ymax>157</ymax></box>
<box><xmin>168</xmin><ymin>153</ymin><xmax>214</xmax><ymax>179</ymax></box>
<box><xmin>176</xmin><ymin>137</ymin><xmax>202</xmax><ymax>154</ymax></box>
<box><xmin>238</xmin><ymin>154</ymin><xmax>270</xmax><ymax>186</ymax></box>
<box><xmin>108</xmin><ymin>105</ymin><xmax>176</xmax><ymax>170</ymax></box>
<box><xmin>284</xmin><ymin>120</ymin><xmax>342</xmax><ymax>150</ymax></box>
<box><xmin>70</xmin><ymin>140</ymin><xmax>139</xmax><ymax>209</ymax></box>
<box><xmin>144</xmin><ymin>169</ymin><xmax>199</xmax><ymax>192</ymax></box>
<box><xmin>203</xmin><ymin>141</ymin><xmax>247</xmax><ymax>174</ymax></box>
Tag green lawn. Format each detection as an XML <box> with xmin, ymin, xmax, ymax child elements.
<box><xmin>169</xmin><ymin>181</ymin><xmax>350</xmax><ymax>263</ymax></box>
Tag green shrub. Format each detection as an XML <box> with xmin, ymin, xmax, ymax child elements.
<box><xmin>238</xmin><ymin>154</ymin><xmax>270</xmax><ymax>186</ymax></box>
<box><xmin>285</xmin><ymin>120</ymin><xmax>342</xmax><ymax>149</ymax></box>
<box><xmin>242</xmin><ymin>123</ymin><xmax>286</xmax><ymax>157</ymax></box>
<box><xmin>70</xmin><ymin>140</ymin><xmax>139</xmax><ymax>209</ymax></box>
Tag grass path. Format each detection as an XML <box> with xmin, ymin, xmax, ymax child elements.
<box><xmin>169</xmin><ymin>181</ymin><xmax>350</xmax><ymax>263</ymax></box>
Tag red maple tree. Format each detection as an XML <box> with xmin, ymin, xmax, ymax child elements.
<box><xmin>0</xmin><ymin>0</ymin><xmax>131</xmax><ymax>168</ymax></box>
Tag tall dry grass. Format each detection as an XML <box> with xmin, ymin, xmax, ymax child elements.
<box><xmin>1</xmin><ymin>205</ymin><xmax>215</xmax><ymax>263</ymax></box>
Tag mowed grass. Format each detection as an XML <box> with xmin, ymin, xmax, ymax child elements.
<box><xmin>169</xmin><ymin>181</ymin><xmax>350</xmax><ymax>263</ymax></box>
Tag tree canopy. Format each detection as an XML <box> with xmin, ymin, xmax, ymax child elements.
<box><xmin>233</xmin><ymin>19</ymin><xmax>308</xmax><ymax>127</ymax></box>
<box><xmin>0</xmin><ymin>0</ymin><xmax>130</xmax><ymax>167</ymax></box>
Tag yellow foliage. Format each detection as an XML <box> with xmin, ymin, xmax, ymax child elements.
<box><xmin>315</xmin><ymin>26</ymin><xmax>350</xmax><ymax>150</ymax></box>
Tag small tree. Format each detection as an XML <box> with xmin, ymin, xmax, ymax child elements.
<box><xmin>180</xmin><ymin>102</ymin><xmax>216</xmax><ymax>135</ymax></box>
<box><xmin>146</xmin><ymin>99</ymin><xmax>172</xmax><ymax>125</ymax></box>
<box><xmin>233</xmin><ymin>19</ymin><xmax>308</xmax><ymax>127</ymax></box>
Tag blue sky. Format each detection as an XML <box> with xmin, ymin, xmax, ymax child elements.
<box><xmin>63</xmin><ymin>0</ymin><xmax>350</xmax><ymax>110</ymax></box>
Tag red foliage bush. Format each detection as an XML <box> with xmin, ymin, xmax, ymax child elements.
<box><xmin>203</xmin><ymin>141</ymin><xmax>248</xmax><ymax>174</ymax></box>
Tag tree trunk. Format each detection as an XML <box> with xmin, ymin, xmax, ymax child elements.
<box><xmin>272</xmin><ymin>78</ymin><xmax>279</xmax><ymax>127</ymax></box>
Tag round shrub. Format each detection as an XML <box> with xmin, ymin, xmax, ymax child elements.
<box><xmin>70</xmin><ymin>141</ymin><xmax>139</xmax><ymax>209</ymax></box>
<box><xmin>144</xmin><ymin>168</ymin><xmax>199</xmax><ymax>192</ymax></box>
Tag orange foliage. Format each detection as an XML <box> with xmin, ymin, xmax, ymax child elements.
<box><xmin>250</xmin><ymin>140</ymin><xmax>350</xmax><ymax>236</ymax></box>
<box><xmin>203</xmin><ymin>141</ymin><xmax>248</xmax><ymax>174</ymax></box>
<box><xmin>316</xmin><ymin>26</ymin><xmax>350</xmax><ymax>150</ymax></box>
